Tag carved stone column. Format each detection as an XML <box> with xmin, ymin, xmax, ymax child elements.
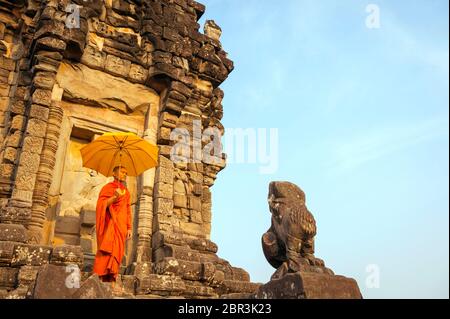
<box><xmin>28</xmin><ymin>102</ymin><xmax>63</xmax><ymax>244</ymax></box>
<box><xmin>135</xmin><ymin>101</ymin><xmax>159</xmax><ymax>263</ymax></box>
<box><xmin>0</xmin><ymin>1</ymin><xmax>32</xmax><ymax>200</ymax></box>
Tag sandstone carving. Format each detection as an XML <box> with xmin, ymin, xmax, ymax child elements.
<box><xmin>263</xmin><ymin>181</ymin><xmax>324</xmax><ymax>279</ymax></box>
<box><xmin>55</xmin><ymin>62</ymin><xmax>155</xmax><ymax>115</ymax></box>
<box><xmin>259</xmin><ymin>181</ymin><xmax>362</xmax><ymax>299</ymax></box>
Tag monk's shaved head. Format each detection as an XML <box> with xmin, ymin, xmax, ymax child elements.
<box><xmin>112</xmin><ymin>166</ymin><xmax>128</xmax><ymax>183</ymax></box>
<box><xmin>113</xmin><ymin>166</ymin><xmax>127</xmax><ymax>173</ymax></box>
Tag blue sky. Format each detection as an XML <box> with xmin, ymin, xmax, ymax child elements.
<box><xmin>198</xmin><ymin>0</ymin><xmax>449</xmax><ymax>299</ymax></box>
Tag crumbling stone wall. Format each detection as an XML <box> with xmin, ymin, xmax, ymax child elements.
<box><xmin>0</xmin><ymin>0</ymin><xmax>259</xmax><ymax>299</ymax></box>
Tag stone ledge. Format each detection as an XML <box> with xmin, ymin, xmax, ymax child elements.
<box><xmin>255</xmin><ymin>272</ymin><xmax>362</xmax><ymax>299</ymax></box>
<box><xmin>216</xmin><ymin>280</ymin><xmax>261</xmax><ymax>295</ymax></box>
<box><xmin>0</xmin><ymin>224</ymin><xmax>28</xmax><ymax>243</ymax></box>
<box><xmin>137</xmin><ymin>274</ymin><xmax>186</xmax><ymax>296</ymax></box>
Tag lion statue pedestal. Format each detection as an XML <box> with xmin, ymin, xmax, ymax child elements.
<box><xmin>256</xmin><ymin>182</ymin><xmax>362</xmax><ymax>299</ymax></box>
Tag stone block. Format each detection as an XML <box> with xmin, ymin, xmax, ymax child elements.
<box><xmin>80</xmin><ymin>208</ymin><xmax>96</xmax><ymax>227</ymax></box>
<box><xmin>15</xmin><ymin>171</ymin><xmax>37</xmax><ymax>192</ymax></box>
<box><xmin>201</xmin><ymin>203</ymin><xmax>212</xmax><ymax>223</ymax></box>
<box><xmin>187</xmin><ymin>195</ymin><xmax>201</xmax><ymax>211</ymax></box>
<box><xmin>154</xmin><ymin>244</ymin><xmax>201</xmax><ymax>263</ymax></box>
<box><xmin>202</xmin><ymin>262</ymin><xmax>216</xmax><ymax>281</ymax></box>
<box><xmin>151</xmin><ymin>231</ymin><xmax>185</xmax><ymax>251</ymax></box>
<box><xmin>3</xmin><ymin>147</ymin><xmax>17</xmax><ymax>163</ymax></box>
<box><xmin>155</xmin><ymin>165</ymin><xmax>174</xmax><ymax>185</ymax></box>
<box><xmin>10</xmin><ymin>99</ymin><xmax>25</xmax><ymax>115</ymax></box>
<box><xmin>154</xmin><ymin>197</ymin><xmax>174</xmax><ymax>216</ymax></box>
<box><xmin>132</xmin><ymin>262</ymin><xmax>153</xmax><ymax>281</ymax></box>
<box><xmin>0</xmin><ymin>224</ymin><xmax>28</xmax><ymax>242</ymax></box>
<box><xmin>11</xmin><ymin>244</ymin><xmax>52</xmax><ymax>267</ymax></box>
<box><xmin>193</xmin><ymin>183</ymin><xmax>203</xmax><ymax>196</ymax></box>
<box><xmin>190</xmin><ymin>210</ymin><xmax>202</xmax><ymax>224</ymax></box>
<box><xmin>26</xmin><ymin>118</ymin><xmax>47</xmax><ymax>138</ymax></box>
<box><xmin>23</xmin><ymin>136</ymin><xmax>44</xmax><ymax>154</ymax></box>
<box><xmin>18</xmin><ymin>265</ymin><xmax>41</xmax><ymax>287</ymax></box>
<box><xmin>105</xmin><ymin>54</ymin><xmax>131</xmax><ymax>78</ymax></box>
<box><xmin>0</xmin><ymin>90</ymin><xmax>7</xmax><ymax>108</ymax></box>
<box><xmin>231</xmin><ymin>267</ymin><xmax>250</xmax><ymax>282</ymax></box>
<box><xmin>159</xmin><ymin>155</ymin><xmax>174</xmax><ymax>169</ymax></box>
<box><xmin>0</xmin><ymin>163</ymin><xmax>14</xmax><ymax>180</ymax></box>
<box><xmin>80</xmin><ymin>45</ymin><xmax>106</xmax><ymax>70</ymax></box>
<box><xmin>154</xmin><ymin>257</ymin><xmax>204</xmax><ymax>281</ymax></box>
<box><xmin>0</xmin><ymin>267</ymin><xmax>19</xmax><ymax>289</ymax></box>
<box><xmin>34</xmin><ymin>55</ymin><xmax>60</xmax><ymax>73</ymax></box>
<box><xmin>33</xmin><ymin>71</ymin><xmax>55</xmax><ymax>90</ymax></box>
<box><xmin>136</xmin><ymin>274</ymin><xmax>185</xmax><ymax>295</ymax></box>
<box><xmin>211</xmin><ymin>270</ymin><xmax>225</xmax><ymax>288</ymax></box>
<box><xmin>128</xmin><ymin>64</ymin><xmax>148</xmax><ymax>83</ymax></box>
<box><xmin>173</xmin><ymin>194</ymin><xmax>187</xmax><ymax>209</ymax></box>
<box><xmin>29</xmin><ymin>104</ymin><xmax>49</xmax><ymax>121</ymax></box>
<box><xmin>174</xmin><ymin>179</ymin><xmax>186</xmax><ymax>195</ymax></box>
<box><xmin>0</xmin><ymin>206</ymin><xmax>32</xmax><ymax>224</ymax></box>
<box><xmin>71</xmin><ymin>274</ymin><xmax>113</xmax><ymax>299</ymax></box>
<box><xmin>82</xmin><ymin>253</ymin><xmax>95</xmax><ymax>273</ymax></box>
<box><xmin>119</xmin><ymin>275</ymin><xmax>137</xmax><ymax>296</ymax></box>
<box><xmin>255</xmin><ymin>272</ymin><xmax>363</xmax><ymax>299</ymax></box>
<box><xmin>32</xmin><ymin>264</ymin><xmax>78</xmax><ymax>299</ymax></box>
<box><xmin>31</xmin><ymin>88</ymin><xmax>51</xmax><ymax>106</ymax></box>
<box><xmin>179</xmin><ymin>221</ymin><xmax>204</xmax><ymax>238</ymax></box>
<box><xmin>55</xmin><ymin>216</ymin><xmax>80</xmax><ymax>235</ymax></box>
<box><xmin>18</xmin><ymin>151</ymin><xmax>40</xmax><ymax>172</ymax></box>
<box><xmin>10</xmin><ymin>115</ymin><xmax>25</xmax><ymax>131</ymax></box>
<box><xmin>35</xmin><ymin>37</ymin><xmax>66</xmax><ymax>52</ymax></box>
<box><xmin>0</xmin><ymin>241</ymin><xmax>16</xmax><ymax>265</ymax></box>
<box><xmin>6</xmin><ymin>130</ymin><xmax>21</xmax><ymax>147</ymax></box>
<box><xmin>79</xmin><ymin>238</ymin><xmax>93</xmax><ymax>253</ymax></box>
<box><xmin>188</xmin><ymin>171</ymin><xmax>203</xmax><ymax>184</ymax></box>
<box><xmin>186</xmin><ymin>238</ymin><xmax>218</xmax><ymax>254</ymax></box>
<box><xmin>0</xmin><ymin>82</ymin><xmax>9</xmax><ymax>96</ymax></box>
<box><xmin>154</xmin><ymin>182</ymin><xmax>173</xmax><ymax>200</ymax></box>
<box><xmin>157</xmin><ymin>126</ymin><xmax>172</xmax><ymax>144</ymax></box>
<box><xmin>0</xmin><ymin>56</ymin><xmax>15</xmax><ymax>71</ymax></box>
<box><xmin>218</xmin><ymin>280</ymin><xmax>261</xmax><ymax>295</ymax></box>
<box><xmin>184</xmin><ymin>282</ymin><xmax>217</xmax><ymax>298</ymax></box>
<box><xmin>159</xmin><ymin>146</ymin><xmax>172</xmax><ymax>157</ymax></box>
<box><xmin>50</xmin><ymin>245</ymin><xmax>83</xmax><ymax>269</ymax></box>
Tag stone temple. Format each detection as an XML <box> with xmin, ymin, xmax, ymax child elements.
<box><xmin>0</xmin><ymin>0</ymin><xmax>362</xmax><ymax>299</ymax></box>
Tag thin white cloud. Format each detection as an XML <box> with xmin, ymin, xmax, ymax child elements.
<box><xmin>327</xmin><ymin>116</ymin><xmax>449</xmax><ymax>172</ymax></box>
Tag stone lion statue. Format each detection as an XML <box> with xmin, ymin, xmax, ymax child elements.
<box><xmin>262</xmin><ymin>182</ymin><xmax>327</xmax><ymax>279</ymax></box>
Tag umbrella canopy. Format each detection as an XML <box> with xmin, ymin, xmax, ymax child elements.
<box><xmin>80</xmin><ymin>132</ymin><xmax>159</xmax><ymax>177</ymax></box>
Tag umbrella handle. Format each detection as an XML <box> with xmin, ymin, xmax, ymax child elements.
<box><xmin>116</xmin><ymin>151</ymin><xmax>123</xmax><ymax>188</ymax></box>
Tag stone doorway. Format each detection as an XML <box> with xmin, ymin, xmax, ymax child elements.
<box><xmin>47</xmin><ymin>124</ymin><xmax>138</xmax><ymax>272</ymax></box>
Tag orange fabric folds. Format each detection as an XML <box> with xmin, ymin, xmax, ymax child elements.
<box><xmin>93</xmin><ymin>182</ymin><xmax>131</xmax><ymax>279</ymax></box>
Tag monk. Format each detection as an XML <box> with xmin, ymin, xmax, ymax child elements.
<box><xmin>93</xmin><ymin>166</ymin><xmax>132</xmax><ymax>284</ymax></box>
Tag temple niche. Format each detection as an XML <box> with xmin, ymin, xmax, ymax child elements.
<box><xmin>46</xmin><ymin>59</ymin><xmax>158</xmax><ymax>272</ymax></box>
<box><xmin>0</xmin><ymin>0</ymin><xmax>259</xmax><ymax>299</ymax></box>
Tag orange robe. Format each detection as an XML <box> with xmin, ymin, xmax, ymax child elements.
<box><xmin>93</xmin><ymin>182</ymin><xmax>131</xmax><ymax>280</ymax></box>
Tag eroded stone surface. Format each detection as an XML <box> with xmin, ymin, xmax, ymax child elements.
<box><xmin>260</xmin><ymin>182</ymin><xmax>362</xmax><ymax>299</ymax></box>
<box><xmin>255</xmin><ymin>272</ymin><xmax>362</xmax><ymax>299</ymax></box>
<box><xmin>55</xmin><ymin>62</ymin><xmax>157</xmax><ymax>115</ymax></box>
